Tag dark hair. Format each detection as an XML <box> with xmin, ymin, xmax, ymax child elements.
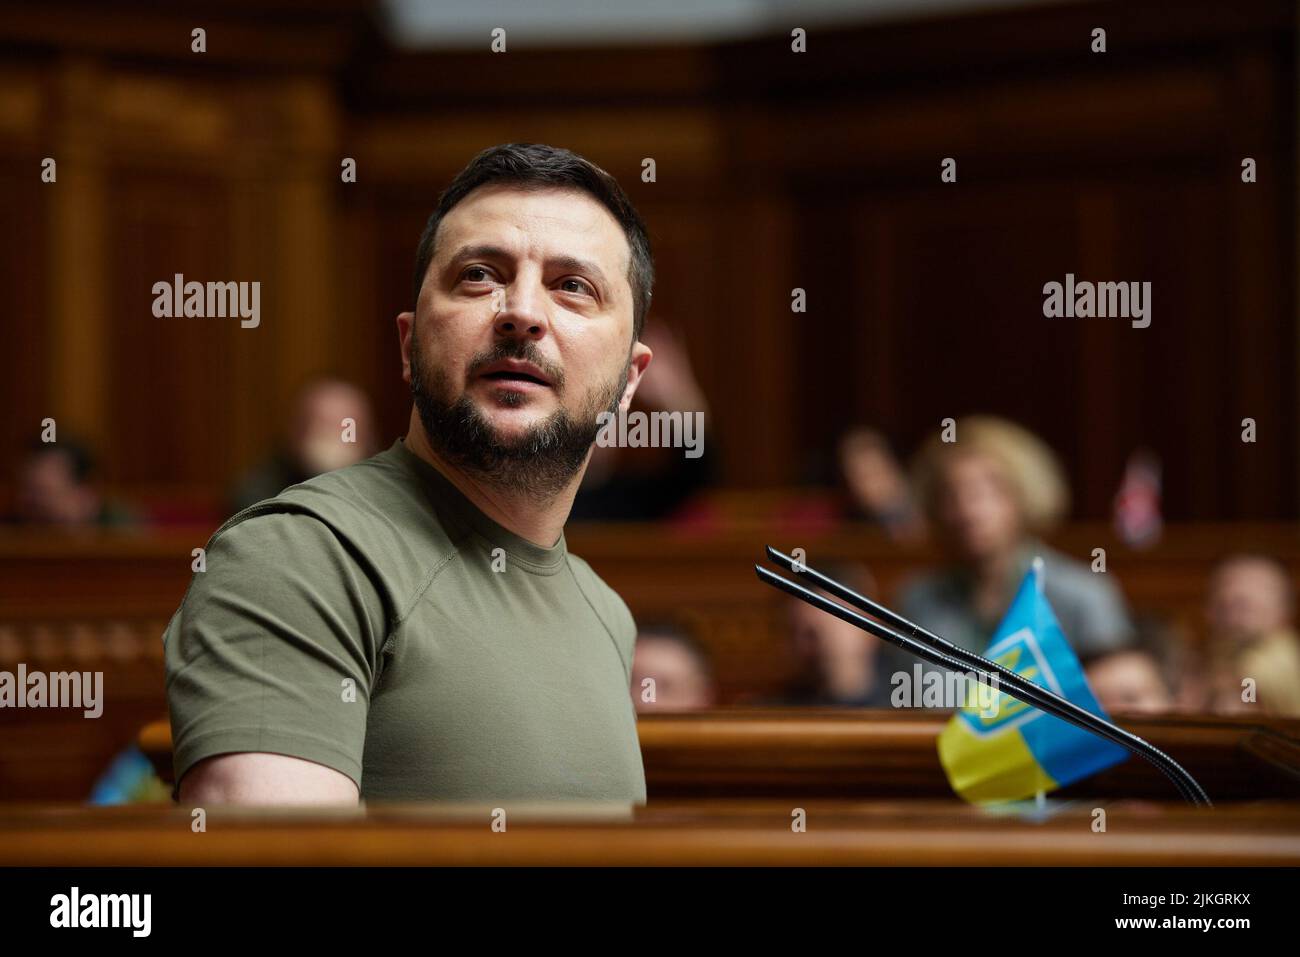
<box><xmin>412</xmin><ymin>143</ymin><xmax>654</xmax><ymax>340</ymax></box>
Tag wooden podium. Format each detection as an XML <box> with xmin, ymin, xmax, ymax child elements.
<box><xmin>137</xmin><ymin>707</ymin><xmax>1300</xmax><ymax>802</ymax></box>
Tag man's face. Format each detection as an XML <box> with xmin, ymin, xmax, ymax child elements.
<box><xmin>17</xmin><ymin>452</ymin><xmax>95</xmax><ymax>524</ymax></box>
<box><xmin>788</xmin><ymin>596</ymin><xmax>873</xmax><ymax>666</ymax></box>
<box><xmin>630</xmin><ymin>636</ymin><xmax>714</xmax><ymax>713</ymax></box>
<box><xmin>1206</xmin><ymin>560</ymin><xmax>1292</xmax><ymax>642</ymax></box>
<box><xmin>399</xmin><ymin>184</ymin><xmax>650</xmax><ymax>493</ymax></box>
<box><xmin>1085</xmin><ymin>652</ymin><xmax>1172</xmax><ymax>715</ymax></box>
<box><xmin>292</xmin><ymin>382</ymin><xmax>374</xmax><ymax>474</ymax></box>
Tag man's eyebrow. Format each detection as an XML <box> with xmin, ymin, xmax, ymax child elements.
<box><xmin>547</xmin><ymin>254</ymin><xmax>609</xmax><ymax>290</ymax></box>
<box><xmin>446</xmin><ymin>244</ymin><xmax>611</xmax><ymax>291</ymax></box>
<box><xmin>445</xmin><ymin>244</ymin><xmax>511</xmax><ymax>268</ymax></box>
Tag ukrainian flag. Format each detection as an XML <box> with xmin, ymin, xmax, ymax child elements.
<box><xmin>937</xmin><ymin>561</ymin><xmax>1127</xmax><ymax>803</ymax></box>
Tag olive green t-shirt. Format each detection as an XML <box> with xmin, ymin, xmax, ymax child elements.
<box><xmin>164</xmin><ymin>439</ymin><xmax>646</xmax><ymax>804</ymax></box>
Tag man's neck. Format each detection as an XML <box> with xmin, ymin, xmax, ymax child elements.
<box><xmin>403</xmin><ymin>413</ymin><xmax>581</xmax><ymax>548</ymax></box>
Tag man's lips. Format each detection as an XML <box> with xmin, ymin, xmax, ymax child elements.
<box><xmin>476</xmin><ymin>359</ymin><xmax>555</xmax><ymax>388</ymax></box>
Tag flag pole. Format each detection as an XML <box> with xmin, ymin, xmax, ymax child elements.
<box><xmin>1032</xmin><ymin>555</ymin><xmax>1047</xmax><ymax>808</ymax></box>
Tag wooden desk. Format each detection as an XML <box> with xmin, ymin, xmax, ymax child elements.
<box><xmin>636</xmin><ymin>710</ymin><xmax>1300</xmax><ymax>802</ymax></box>
<box><xmin>138</xmin><ymin>710</ymin><xmax>1300</xmax><ymax>802</ymax></box>
<box><xmin>9</xmin><ymin>710</ymin><xmax>1300</xmax><ymax>866</ymax></box>
<box><xmin>0</xmin><ymin>799</ymin><xmax>1297</xmax><ymax>866</ymax></box>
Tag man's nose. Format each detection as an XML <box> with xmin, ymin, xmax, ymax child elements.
<box><xmin>493</xmin><ymin>281</ymin><xmax>549</xmax><ymax>340</ymax></box>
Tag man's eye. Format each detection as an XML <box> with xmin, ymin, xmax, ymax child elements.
<box><xmin>462</xmin><ymin>267</ymin><xmax>492</xmax><ymax>283</ymax></box>
<box><xmin>560</xmin><ymin>277</ymin><xmax>594</xmax><ymax>296</ymax></box>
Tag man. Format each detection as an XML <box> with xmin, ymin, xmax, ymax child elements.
<box><xmin>629</xmin><ymin>623</ymin><xmax>717</xmax><ymax>713</ymax></box>
<box><xmin>836</xmin><ymin>427</ymin><xmax>923</xmax><ymax>543</ymax></box>
<box><xmin>779</xmin><ymin>563</ymin><xmax>892</xmax><ymax>708</ymax></box>
<box><xmin>227</xmin><ymin>377</ymin><xmax>377</xmax><ymax>515</ymax></box>
<box><xmin>165</xmin><ymin>143</ymin><xmax>654</xmax><ymax>805</ymax></box>
<box><xmin>570</xmin><ymin>320</ymin><xmax>714</xmax><ymax>521</ymax></box>
<box><xmin>10</xmin><ymin>438</ymin><xmax>135</xmax><ymax>527</ymax></box>
<box><xmin>1204</xmin><ymin>555</ymin><xmax>1300</xmax><ymax>717</ymax></box>
<box><xmin>1084</xmin><ymin>650</ymin><xmax>1173</xmax><ymax>715</ymax></box>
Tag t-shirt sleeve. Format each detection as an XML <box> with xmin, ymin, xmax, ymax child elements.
<box><xmin>164</xmin><ymin>510</ymin><xmax>388</xmax><ymax>791</ymax></box>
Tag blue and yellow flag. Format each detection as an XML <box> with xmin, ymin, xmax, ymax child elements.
<box><xmin>937</xmin><ymin>561</ymin><xmax>1127</xmax><ymax>803</ymax></box>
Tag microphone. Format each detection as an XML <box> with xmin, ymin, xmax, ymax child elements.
<box><xmin>756</xmin><ymin>545</ymin><xmax>1211</xmax><ymax>807</ymax></box>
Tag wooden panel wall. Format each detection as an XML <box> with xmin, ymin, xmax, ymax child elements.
<box><xmin>0</xmin><ymin>0</ymin><xmax>1294</xmax><ymax>518</ymax></box>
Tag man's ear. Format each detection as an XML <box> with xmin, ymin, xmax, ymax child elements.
<box><xmin>397</xmin><ymin>311</ymin><xmax>415</xmax><ymax>384</ymax></box>
<box><xmin>618</xmin><ymin>340</ymin><xmax>653</xmax><ymax>413</ymax></box>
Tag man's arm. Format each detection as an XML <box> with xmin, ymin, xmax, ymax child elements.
<box><xmin>178</xmin><ymin>752</ymin><xmax>360</xmax><ymax>806</ymax></box>
<box><xmin>165</xmin><ymin>511</ymin><xmax>387</xmax><ymax>805</ymax></box>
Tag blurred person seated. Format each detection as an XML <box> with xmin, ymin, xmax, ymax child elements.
<box><xmin>1085</xmin><ymin>650</ymin><xmax>1173</xmax><ymax>715</ymax></box>
<box><xmin>630</xmin><ymin>622</ymin><xmax>716</xmax><ymax>713</ymax></box>
<box><xmin>838</xmin><ymin>426</ymin><xmax>924</xmax><ymax>542</ymax></box>
<box><xmin>570</xmin><ymin>321</ymin><xmax>714</xmax><ymax>521</ymax></box>
<box><xmin>1203</xmin><ymin>555</ymin><xmax>1300</xmax><ymax>717</ymax></box>
<box><xmin>9</xmin><ymin>437</ymin><xmax>135</xmax><ymax>527</ymax></box>
<box><xmin>777</xmin><ymin>562</ymin><xmax>892</xmax><ymax>708</ymax></box>
<box><xmin>891</xmin><ymin>416</ymin><xmax>1137</xmax><ymax>692</ymax></box>
<box><xmin>229</xmin><ymin>377</ymin><xmax>377</xmax><ymax>514</ymax></box>
<box><xmin>1087</xmin><ymin>612</ymin><xmax>1185</xmax><ymax>715</ymax></box>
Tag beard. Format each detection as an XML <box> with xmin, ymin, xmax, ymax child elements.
<box><xmin>409</xmin><ymin>328</ymin><xmax>630</xmax><ymax>500</ymax></box>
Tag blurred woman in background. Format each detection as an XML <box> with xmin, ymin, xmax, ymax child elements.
<box><xmin>888</xmin><ymin>416</ymin><xmax>1143</xmax><ymax>704</ymax></box>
